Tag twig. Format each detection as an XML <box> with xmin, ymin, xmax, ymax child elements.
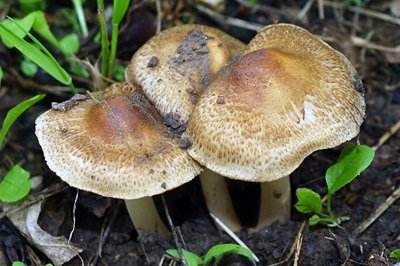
<box><xmin>0</xmin><ymin>184</ymin><xmax>67</xmax><ymax>219</ymax></box>
<box><xmin>209</xmin><ymin>213</ymin><xmax>260</xmax><ymax>263</ymax></box>
<box><xmin>161</xmin><ymin>195</ymin><xmax>187</xmax><ymax>266</ymax></box>
<box><xmin>324</xmin><ymin>1</ymin><xmax>400</xmax><ymax>26</ymax></box>
<box><xmin>193</xmin><ymin>4</ymin><xmax>263</xmax><ymax>32</ymax></box>
<box><xmin>297</xmin><ymin>0</ymin><xmax>315</xmax><ymax>20</ymax></box>
<box><xmin>293</xmin><ymin>234</ymin><xmax>304</xmax><ymax>266</ymax></box>
<box><xmin>268</xmin><ymin>221</ymin><xmax>306</xmax><ymax>266</ymax></box>
<box><xmin>68</xmin><ymin>189</ymin><xmax>84</xmax><ymax>266</ymax></box>
<box><xmin>317</xmin><ymin>0</ymin><xmax>325</xmax><ymax>20</ymax></box>
<box><xmin>155</xmin><ymin>0</ymin><xmax>162</xmax><ymax>34</ymax></box>
<box><xmin>373</xmin><ymin>119</ymin><xmax>400</xmax><ymax>151</ymax></box>
<box><xmin>91</xmin><ymin>200</ymin><xmax>121</xmax><ymax>265</ymax></box>
<box><xmin>354</xmin><ymin>185</ymin><xmax>400</xmax><ymax>236</ymax></box>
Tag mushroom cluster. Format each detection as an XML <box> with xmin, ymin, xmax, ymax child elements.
<box><xmin>35</xmin><ymin>23</ymin><xmax>365</xmax><ymax>240</ymax></box>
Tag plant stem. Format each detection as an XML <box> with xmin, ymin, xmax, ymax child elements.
<box><xmin>108</xmin><ymin>23</ymin><xmax>119</xmax><ymax>78</ymax></box>
<box><xmin>69</xmin><ymin>82</ymin><xmax>78</xmax><ymax>94</ymax></box>
<box><xmin>72</xmin><ymin>0</ymin><xmax>88</xmax><ymax>38</ymax></box>
<box><xmin>326</xmin><ymin>193</ymin><xmax>333</xmax><ymax>216</ymax></box>
<box><xmin>97</xmin><ymin>0</ymin><xmax>109</xmax><ymax>77</ymax></box>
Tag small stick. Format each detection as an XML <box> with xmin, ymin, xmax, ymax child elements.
<box><xmin>324</xmin><ymin>1</ymin><xmax>400</xmax><ymax>26</ymax></box>
<box><xmin>210</xmin><ymin>213</ymin><xmax>260</xmax><ymax>263</ymax></box>
<box><xmin>373</xmin><ymin>119</ymin><xmax>400</xmax><ymax>151</ymax></box>
<box><xmin>161</xmin><ymin>195</ymin><xmax>187</xmax><ymax>266</ymax></box>
<box><xmin>354</xmin><ymin>185</ymin><xmax>400</xmax><ymax>236</ymax></box>
<box><xmin>293</xmin><ymin>234</ymin><xmax>304</xmax><ymax>266</ymax></box>
<box><xmin>297</xmin><ymin>0</ymin><xmax>315</xmax><ymax>20</ymax></box>
<box><xmin>91</xmin><ymin>200</ymin><xmax>121</xmax><ymax>265</ymax></box>
<box><xmin>155</xmin><ymin>0</ymin><xmax>162</xmax><ymax>34</ymax></box>
<box><xmin>268</xmin><ymin>221</ymin><xmax>306</xmax><ymax>266</ymax></box>
<box><xmin>317</xmin><ymin>0</ymin><xmax>325</xmax><ymax>20</ymax></box>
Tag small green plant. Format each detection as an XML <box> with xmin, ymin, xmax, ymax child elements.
<box><xmin>166</xmin><ymin>243</ymin><xmax>256</xmax><ymax>266</ymax></box>
<box><xmin>0</xmin><ymin>94</ymin><xmax>46</xmax><ymax>148</ymax></box>
<box><xmin>295</xmin><ymin>145</ymin><xmax>375</xmax><ymax>227</ymax></box>
<box><xmin>97</xmin><ymin>0</ymin><xmax>130</xmax><ymax>78</ymax></box>
<box><xmin>0</xmin><ymin>165</ymin><xmax>31</xmax><ymax>203</ymax></box>
<box><xmin>390</xmin><ymin>249</ymin><xmax>400</xmax><ymax>261</ymax></box>
<box><xmin>12</xmin><ymin>261</ymin><xmax>53</xmax><ymax>266</ymax></box>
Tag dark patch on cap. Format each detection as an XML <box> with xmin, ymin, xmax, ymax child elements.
<box><xmin>161</xmin><ymin>182</ymin><xmax>166</xmax><ymax>189</ymax></box>
<box><xmin>147</xmin><ymin>56</ymin><xmax>159</xmax><ymax>68</ymax></box>
<box><xmin>149</xmin><ymin>169</ymin><xmax>155</xmax><ymax>174</ymax></box>
<box><xmin>354</xmin><ymin>74</ymin><xmax>364</xmax><ymax>93</ymax></box>
<box><xmin>52</xmin><ymin>94</ymin><xmax>88</xmax><ymax>111</ymax></box>
<box><xmin>163</xmin><ymin>112</ymin><xmax>187</xmax><ymax>134</ymax></box>
<box><xmin>170</xmin><ymin>27</ymin><xmax>213</xmax><ymax>91</ymax></box>
<box><xmin>179</xmin><ymin>137</ymin><xmax>192</xmax><ymax>149</ymax></box>
<box><xmin>162</xmin><ymin>170</ymin><xmax>167</xmax><ymax>175</ymax></box>
<box><xmin>216</xmin><ymin>95</ymin><xmax>225</xmax><ymax>104</ymax></box>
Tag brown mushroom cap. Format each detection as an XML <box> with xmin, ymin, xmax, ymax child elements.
<box><xmin>183</xmin><ymin>23</ymin><xmax>365</xmax><ymax>182</ymax></box>
<box><xmin>125</xmin><ymin>24</ymin><xmax>244</xmax><ymax>126</ymax></box>
<box><xmin>36</xmin><ymin>83</ymin><xmax>202</xmax><ymax>199</ymax></box>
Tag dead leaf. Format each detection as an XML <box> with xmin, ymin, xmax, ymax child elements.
<box><xmin>2</xmin><ymin>201</ymin><xmax>81</xmax><ymax>266</ymax></box>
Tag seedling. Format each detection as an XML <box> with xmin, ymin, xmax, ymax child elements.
<box><xmin>295</xmin><ymin>145</ymin><xmax>375</xmax><ymax>227</ymax></box>
<box><xmin>390</xmin><ymin>249</ymin><xmax>400</xmax><ymax>261</ymax></box>
<box><xmin>166</xmin><ymin>243</ymin><xmax>256</xmax><ymax>266</ymax></box>
<box><xmin>0</xmin><ymin>165</ymin><xmax>31</xmax><ymax>203</ymax></box>
<box><xmin>12</xmin><ymin>261</ymin><xmax>53</xmax><ymax>266</ymax></box>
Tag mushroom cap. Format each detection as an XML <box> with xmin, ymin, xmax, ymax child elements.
<box><xmin>36</xmin><ymin>83</ymin><xmax>202</xmax><ymax>199</ymax></box>
<box><xmin>126</xmin><ymin>24</ymin><xmax>244</xmax><ymax>126</ymax></box>
<box><xmin>183</xmin><ymin>23</ymin><xmax>365</xmax><ymax>182</ymax></box>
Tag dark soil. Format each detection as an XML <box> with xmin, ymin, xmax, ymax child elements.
<box><xmin>1</xmin><ymin>0</ymin><xmax>400</xmax><ymax>266</ymax></box>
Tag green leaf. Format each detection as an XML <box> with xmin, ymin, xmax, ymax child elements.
<box><xmin>294</xmin><ymin>188</ymin><xmax>322</xmax><ymax>214</ymax></box>
<box><xmin>0</xmin><ymin>94</ymin><xmax>46</xmax><ymax>147</ymax></box>
<box><xmin>21</xmin><ymin>59</ymin><xmax>38</xmax><ymax>77</ymax></box>
<box><xmin>0</xmin><ymin>22</ymin><xmax>71</xmax><ymax>85</ymax></box>
<box><xmin>112</xmin><ymin>0</ymin><xmax>130</xmax><ymax>25</ymax></box>
<box><xmin>203</xmin><ymin>244</ymin><xmax>256</xmax><ymax>265</ymax></box>
<box><xmin>308</xmin><ymin>214</ymin><xmax>321</xmax><ymax>226</ymax></box>
<box><xmin>166</xmin><ymin>249</ymin><xmax>203</xmax><ymax>266</ymax></box>
<box><xmin>59</xmin><ymin>33</ymin><xmax>80</xmax><ymax>56</ymax></box>
<box><xmin>0</xmin><ymin>66</ymin><xmax>3</xmax><ymax>86</ymax></box>
<box><xmin>12</xmin><ymin>262</ymin><xmax>26</xmax><ymax>266</ymax></box>
<box><xmin>72</xmin><ymin>0</ymin><xmax>88</xmax><ymax>37</ymax></box>
<box><xmin>0</xmin><ymin>165</ymin><xmax>31</xmax><ymax>203</ymax></box>
<box><xmin>326</xmin><ymin>145</ymin><xmax>375</xmax><ymax>194</ymax></box>
<box><xmin>19</xmin><ymin>0</ymin><xmax>46</xmax><ymax>14</ymax></box>
<box><xmin>114</xmin><ymin>63</ymin><xmax>125</xmax><ymax>81</ymax></box>
<box><xmin>390</xmin><ymin>249</ymin><xmax>400</xmax><ymax>260</ymax></box>
<box><xmin>1</xmin><ymin>11</ymin><xmax>60</xmax><ymax>49</ymax></box>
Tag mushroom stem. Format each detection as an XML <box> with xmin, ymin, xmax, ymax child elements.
<box><xmin>199</xmin><ymin>169</ymin><xmax>242</xmax><ymax>231</ymax></box>
<box><xmin>125</xmin><ymin>197</ymin><xmax>170</xmax><ymax>238</ymax></box>
<box><xmin>255</xmin><ymin>176</ymin><xmax>291</xmax><ymax>231</ymax></box>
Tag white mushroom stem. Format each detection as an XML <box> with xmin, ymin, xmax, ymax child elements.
<box><xmin>199</xmin><ymin>169</ymin><xmax>242</xmax><ymax>231</ymax></box>
<box><xmin>125</xmin><ymin>197</ymin><xmax>170</xmax><ymax>238</ymax></box>
<box><xmin>201</xmin><ymin>170</ymin><xmax>291</xmax><ymax>232</ymax></box>
<box><xmin>255</xmin><ymin>176</ymin><xmax>291</xmax><ymax>231</ymax></box>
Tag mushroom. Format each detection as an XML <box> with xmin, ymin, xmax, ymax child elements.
<box><xmin>183</xmin><ymin>23</ymin><xmax>365</xmax><ymax>230</ymax></box>
<box><xmin>126</xmin><ymin>24</ymin><xmax>246</xmax><ymax>230</ymax></box>
<box><xmin>125</xmin><ymin>24</ymin><xmax>244</xmax><ymax>127</ymax></box>
<box><xmin>35</xmin><ymin>83</ymin><xmax>202</xmax><ymax>237</ymax></box>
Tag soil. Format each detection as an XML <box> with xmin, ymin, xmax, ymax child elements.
<box><xmin>1</xmin><ymin>0</ymin><xmax>400</xmax><ymax>266</ymax></box>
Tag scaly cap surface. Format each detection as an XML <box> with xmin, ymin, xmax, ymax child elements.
<box><xmin>183</xmin><ymin>24</ymin><xmax>365</xmax><ymax>182</ymax></box>
<box><xmin>126</xmin><ymin>24</ymin><xmax>244</xmax><ymax>127</ymax></box>
<box><xmin>36</xmin><ymin>83</ymin><xmax>202</xmax><ymax>199</ymax></box>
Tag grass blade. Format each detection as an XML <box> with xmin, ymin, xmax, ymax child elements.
<box><xmin>0</xmin><ymin>94</ymin><xmax>46</xmax><ymax>147</ymax></box>
<box><xmin>72</xmin><ymin>0</ymin><xmax>88</xmax><ymax>37</ymax></box>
